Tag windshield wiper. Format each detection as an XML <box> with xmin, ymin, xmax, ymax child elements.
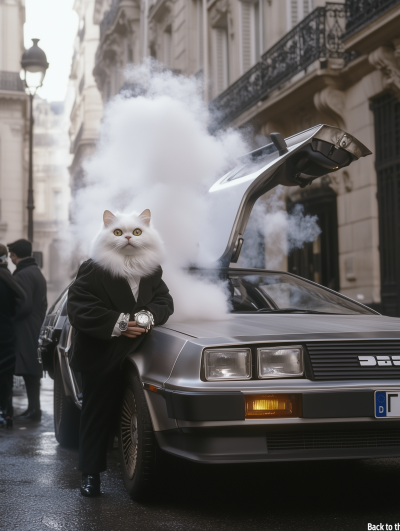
<box><xmin>256</xmin><ymin>308</ymin><xmax>334</xmax><ymax>314</ymax></box>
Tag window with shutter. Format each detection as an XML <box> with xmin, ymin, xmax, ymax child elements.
<box><xmin>196</xmin><ymin>0</ymin><xmax>203</xmax><ymax>70</ymax></box>
<box><xmin>287</xmin><ymin>0</ymin><xmax>313</xmax><ymax>29</ymax></box>
<box><xmin>303</xmin><ymin>0</ymin><xmax>312</xmax><ymax>18</ymax></box>
<box><xmin>213</xmin><ymin>26</ymin><xmax>228</xmax><ymax>96</ymax></box>
<box><xmin>164</xmin><ymin>26</ymin><xmax>172</xmax><ymax>68</ymax></box>
<box><xmin>254</xmin><ymin>1</ymin><xmax>260</xmax><ymax>59</ymax></box>
<box><xmin>239</xmin><ymin>1</ymin><xmax>261</xmax><ymax>74</ymax></box>
<box><xmin>291</xmin><ymin>0</ymin><xmax>298</xmax><ymax>28</ymax></box>
<box><xmin>240</xmin><ymin>1</ymin><xmax>252</xmax><ymax>73</ymax></box>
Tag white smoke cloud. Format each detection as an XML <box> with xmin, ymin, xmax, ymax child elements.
<box><xmin>241</xmin><ymin>186</ymin><xmax>321</xmax><ymax>270</ymax></box>
<box><xmin>69</xmin><ymin>61</ymin><xmax>247</xmax><ymax>322</ymax></box>
<box><xmin>68</xmin><ymin>61</ymin><xmax>321</xmax><ymax>322</ymax></box>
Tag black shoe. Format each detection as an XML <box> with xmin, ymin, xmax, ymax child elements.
<box><xmin>80</xmin><ymin>474</ymin><xmax>101</xmax><ymax>497</ymax></box>
<box><xmin>15</xmin><ymin>409</ymin><xmax>41</xmax><ymax>421</ymax></box>
<box><xmin>14</xmin><ymin>409</ymin><xmax>31</xmax><ymax>419</ymax></box>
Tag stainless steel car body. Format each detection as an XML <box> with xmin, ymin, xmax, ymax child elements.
<box><xmin>39</xmin><ymin>124</ymin><xmax>400</xmax><ymax>466</ymax></box>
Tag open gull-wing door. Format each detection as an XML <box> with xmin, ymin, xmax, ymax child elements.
<box><xmin>204</xmin><ymin>124</ymin><xmax>371</xmax><ymax>266</ymax></box>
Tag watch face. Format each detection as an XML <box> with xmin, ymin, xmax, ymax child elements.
<box><xmin>119</xmin><ymin>321</ymin><xmax>128</xmax><ymax>331</ymax></box>
<box><xmin>137</xmin><ymin>313</ymin><xmax>149</xmax><ymax>326</ymax></box>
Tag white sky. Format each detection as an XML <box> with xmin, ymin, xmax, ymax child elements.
<box><xmin>24</xmin><ymin>0</ymin><xmax>78</xmax><ymax>102</ymax></box>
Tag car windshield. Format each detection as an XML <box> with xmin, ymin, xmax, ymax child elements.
<box><xmin>223</xmin><ymin>271</ymin><xmax>374</xmax><ymax>315</ymax></box>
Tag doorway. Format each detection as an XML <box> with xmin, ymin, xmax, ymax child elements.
<box><xmin>371</xmin><ymin>92</ymin><xmax>400</xmax><ymax>317</ymax></box>
<box><xmin>287</xmin><ymin>184</ymin><xmax>339</xmax><ymax>291</ymax></box>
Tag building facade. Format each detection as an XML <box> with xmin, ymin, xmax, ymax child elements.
<box><xmin>32</xmin><ymin>98</ymin><xmax>71</xmax><ymax>304</ymax></box>
<box><xmin>0</xmin><ymin>0</ymin><xmax>28</xmax><ymax>246</ymax></box>
<box><xmin>69</xmin><ymin>0</ymin><xmax>103</xmax><ymax>195</ymax></box>
<box><xmin>0</xmin><ymin>2</ymin><xmax>73</xmax><ymax>304</ymax></box>
<box><xmin>81</xmin><ymin>1</ymin><xmax>400</xmax><ymax>315</ymax></box>
<box><xmin>92</xmin><ymin>0</ymin><xmax>324</xmax><ymax>101</ymax></box>
<box><xmin>210</xmin><ymin>0</ymin><xmax>400</xmax><ymax>316</ymax></box>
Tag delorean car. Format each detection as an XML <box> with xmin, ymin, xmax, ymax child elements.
<box><xmin>38</xmin><ymin>125</ymin><xmax>400</xmax><ymax>501</ymax></box>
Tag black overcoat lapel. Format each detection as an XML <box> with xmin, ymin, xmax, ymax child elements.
<box><xmin>134</xmin><ymin>275</ymin><xmax>153</xmax><ymax>311</ymax></box>
<box><xmin>101</xmin><ymin>270</ymin><xmax>135</xmax><ymax>313</ymax></box>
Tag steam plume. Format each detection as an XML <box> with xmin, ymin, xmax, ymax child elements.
<box><xmin>69</xmin><ymin>61</ymin><xmax>321</xmax><ymax>322</ymax></box>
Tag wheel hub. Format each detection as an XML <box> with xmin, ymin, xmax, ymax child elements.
<box><xmin>121</xmin><ymin>388</ymin><xmax>138</xmax><ymax>479</ymax></box>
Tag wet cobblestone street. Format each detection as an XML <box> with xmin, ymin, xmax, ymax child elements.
<box><xmin>2</xmin><ymin>377</ymin><xmax>400</xmax><ymax>531</ymax></box>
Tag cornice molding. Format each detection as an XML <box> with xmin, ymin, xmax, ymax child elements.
<box><xmin>313</xmin><ymin>86</ymin><xmax>346</xmax><ymax>130</ymax></box>
<box><xmin>369</xmin><ymin>41</ymin><xmax>400</xmax><ymax>100</ymax></box>
<box><xmin>210</xmin><ymin>0</ymin><xmax>229</xmax><ymax>27</ymax></box>
<box><xmin>0</xmin><ymin>90</ymin><xmax>28</xmax><ymax>102</ymax></box>
<box><xmin>148</xmin><ymin>0</ymin><xmax>173</xmax><ymax>23</ymax></box>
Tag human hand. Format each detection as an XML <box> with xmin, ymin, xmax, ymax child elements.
<box><xmin>121</xmin><ymin>321</ymin><xmax>146</xmax><ymax>338</ymax></box>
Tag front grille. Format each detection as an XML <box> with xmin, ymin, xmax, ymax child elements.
<box><xmin>307</xmin><ymin>341</ymin><xmax>400</xmax><ymax>380</ymax></box>
<box><xmin>267</xmin><ymin>429</ymin><xmax>400</xmax><ymax>451</ymax></box>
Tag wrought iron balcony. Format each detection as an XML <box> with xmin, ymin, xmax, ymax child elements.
<box><xmin>0</xmin><ymin>71</ymin><xmax>25</xmax><ymax>92</ymax></box>
<box><xmin>211</xmin><ymin>3</ymin><xmax>350</xmax><ymax>131</ymax></box>
<box><xmin>100</xmin><ymin>0</ymin><xmax>122</xmax><ymax>41</ymax></box>
<box><xmin>344</xmin><ymin>0</ymin><xmax>400</xmax><ymax>38</ymax></box>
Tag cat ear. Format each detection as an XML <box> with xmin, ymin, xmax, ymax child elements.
<box><xmin>139</xmin><ymin>209</ymin><xmax>151</xmax><ymax>226</ymax></box>
<box><xmin>103</xmin><ymin>210</ymin><xmax>116</xmax><ymax>227</ymax></box>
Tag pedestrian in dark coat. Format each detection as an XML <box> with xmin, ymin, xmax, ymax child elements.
<box><xmin>8</xmin><ymin>239</ymin><xmax>47</xmax><ymax>421</ymax></box>
<box><xmin>0</xmin><ymin>244</ymin><xmax>27</xmax><ymax>428</ymax></box>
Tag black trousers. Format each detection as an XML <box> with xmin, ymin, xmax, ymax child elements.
<box><xmin>22</xmin><ymin>374</ymin><xmax>41</xmax><ymax>411</ymax></box>
<box><xmin>79</xmin><ymin>369</ymin><xmax>123</xmax><ymax>474</ymax></box>
<box><xmin>0</xmin><ymin>367</ymin><xmax>14</xmax><ymax>417</ymax></box>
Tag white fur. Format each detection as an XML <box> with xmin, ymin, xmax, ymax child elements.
<box><xmin>90</xmin><ymin>211</ymin><xmax>164</xmax><ymax>279</ymax></box>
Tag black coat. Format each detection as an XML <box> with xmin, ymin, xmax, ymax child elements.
<box><xmin>13</xmin><ymin>257</ymin><xmax>47</xmax><ymax>377</ymax></box>
<box><xmin>0</xmin><ymin>264</ymin><xmax>27</xmax><ymax>375</ymax></box>
<box><xmin>67</xmin><ymin>260</ymin><xmax>174</xmax><ymax>373</ymax></box>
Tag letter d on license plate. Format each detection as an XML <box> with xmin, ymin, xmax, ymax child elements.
<box><xmin>375</xmin><ymin>390</ymin><xmax>400</xmax><ymax>418</ymax></box>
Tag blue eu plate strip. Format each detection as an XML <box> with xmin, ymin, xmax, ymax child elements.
<box><xmin>375</xmin><ymin>391</ymin><xmax>387</xmax><ymax>417</ymax></box>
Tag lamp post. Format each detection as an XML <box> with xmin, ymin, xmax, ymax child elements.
<box><xmin>20</xmin><ymin>39</ymin><xmax>49</xmax><ymax>242</ymax></box>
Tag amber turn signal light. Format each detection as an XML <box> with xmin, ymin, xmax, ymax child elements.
<box><xmin>245</xmin><ymin>394</ymin><xmax>302</xmax><ymax>419</ymax></box>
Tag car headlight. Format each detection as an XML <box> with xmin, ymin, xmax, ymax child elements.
<box><xmin>257</xmin><ymin>346</ymin><xmax>303</xmax><ymax>378</ymax></box>
<box><xmin>204</xmin><ymin>348</ymin><xmax>252</xmax><ymax>381</ymax></box>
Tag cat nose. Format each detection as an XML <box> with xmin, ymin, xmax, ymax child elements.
<box><xmin>125</xmin><ymin>236</ymin><xmax>131</xmax><ymax>241</ymax></box>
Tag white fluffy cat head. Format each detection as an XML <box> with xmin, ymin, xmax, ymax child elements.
<box><xmin>90</xmin><ymin>209</ymin><xmax>164</xmax><ymax>278</ymax></box>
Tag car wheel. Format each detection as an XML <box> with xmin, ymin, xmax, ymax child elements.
<box><xmin>54</xmin><ymin>357</ymin><xmax>80</xmax><ymax>447</ymax></box>
<box><xmin>119</xmin><ymin>370</ymin><xmax>161</xmax><ymax>501</ymax></box>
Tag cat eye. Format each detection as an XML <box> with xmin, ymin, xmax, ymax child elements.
<box><xmin>133</xmin><ymin>229</ymin><xmax>142</xmax><ymax>236</ymax></box>
<box><xmin>113</xmin><ymin>229</ymin><xmax>123</xmax><ymax>236</ymax></box>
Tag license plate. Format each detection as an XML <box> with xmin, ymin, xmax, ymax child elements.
<box><xmin>375</xmin><ymin>391</ymin><xmax>400</xmax><ymax>418</ymax></box>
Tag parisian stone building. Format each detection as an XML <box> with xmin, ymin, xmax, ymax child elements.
<box><xmin>77</xmin><ymin>0</ymin><xmax>400</xmax><ymax>316</ymax></box>
<box><xmin>0</xmin><ymin>1</ymin><xmax>72</xmax><ymax>304</ymax></box>
<box><xmin>69</xmin><ymin>0</ymin><xmax>104</xmax><ymax>195</ymax></box>
<box><xmin>0</xmin><ymin>0</ymin><xmax>28</xmax><ymax>247</ymax></box>
<box><xmin>32</xmin><ymin>98</ymin><xmax>71</xmax><ymax>304</ymax></box>
<box><xmin>210</xmin><ymin>0</ymin><xmax>400</xmax><ymax>317</ymax></box>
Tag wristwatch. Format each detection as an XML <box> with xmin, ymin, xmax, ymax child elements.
<box><xmin>134</xmin><ymin>310</ymin><xmax>155</xmax><ymax>331</ymax></box>
<box><xmin>118</xmin><ymin>313</ymin><xmax>131</xmax><ymax>332</ymax></box>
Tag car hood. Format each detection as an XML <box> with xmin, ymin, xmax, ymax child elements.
<box><xmin>161</xmin><ymin>314</ymin><xmax>400</xmax><ymax>343</ymax></box>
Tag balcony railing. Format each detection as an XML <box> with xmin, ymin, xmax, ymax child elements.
<box><xmin>344</xmin><ymin>0</ymin><xmax>400</xmax><ymax>38</ymax></box>
<box><xmin>0</xmin><ymin>71</ymin><xmax>24</xmax><ymax>92</ymax></box>
<box><xmin>210</xmin><ymin>3</ymin><xmax>351</xmax><ymax>131</ymax></box>
<box><xmin>100</xmin><ymin>0</ymin><xmax>122</xmax><ymax>41</ymax></box>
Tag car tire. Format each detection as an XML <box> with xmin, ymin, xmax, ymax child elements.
<box><xmin>54</xmin><ymin>356</ymin><xmax>80</xmax><ymax>448</ymax></box>
<box><xmin>119</xmin><ymin>370</ymin><xmax>162</xmax><ymax>501</ymax></box>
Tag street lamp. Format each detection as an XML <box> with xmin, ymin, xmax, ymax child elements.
<box><xmin>21</xmin><ymin>39</ymin><xmax>49</xmax><ymax>242</ymax></box>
